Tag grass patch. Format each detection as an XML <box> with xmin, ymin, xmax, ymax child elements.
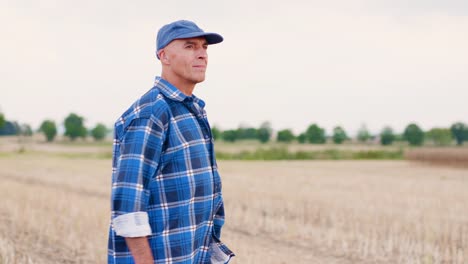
<box><xmin>56</xmin><ymin>140</ymin><xmax>113</xmax><ymax>147</ymax></box>
<box><xmin>0</xmin><ymin>150</ymin><xmax>112</xmax><ymax>160</ymax></box>
<box><xmin>0</xmin><ymin>152</ymin><xmax>16</xmax><ymax>158</ymax></box>
<box><xmin>0</xmin><ymin>143</ymin><xmax>403</xmax><ymax>161</ymax></box>
<box><xmin>51</xmin><ymin>152</ymin><xmax>113</xmax><ymax>159</ymax></box>
<box><xmin>216</xmin><ymin>147</ymin><xmax>404</xmax><ymax>160</ymax></box>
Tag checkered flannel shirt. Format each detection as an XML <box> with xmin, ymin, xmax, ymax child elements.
<box><xmin>108</xmin><ymin>77</ymin><xmax>234</xmax><ymax>264</ymax></box>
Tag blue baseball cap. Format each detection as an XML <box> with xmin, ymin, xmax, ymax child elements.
<box><xmin>156</xmin><ymin>20</ymin><xmax>223</xmax><ymax>59</ymax></box>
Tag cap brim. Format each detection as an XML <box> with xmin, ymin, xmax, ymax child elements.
<box><xmin>174</xmin><ymin>32</ymin><xmax>223</xmax><ymax>45</ymax></box>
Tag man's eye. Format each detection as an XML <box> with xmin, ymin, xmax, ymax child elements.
<box><xmin>185</xmin><ymin>45</ymin><xmax>194</xmax><ymax>49</ymax></box>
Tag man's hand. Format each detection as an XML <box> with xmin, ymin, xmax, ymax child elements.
<box><xmin>125</xmin><ymin>237</ymin><xmax>154</xmax><ymax>264</ymax></box>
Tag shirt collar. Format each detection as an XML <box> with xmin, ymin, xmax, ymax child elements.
<box><xmin>154</xmin><ymin>76</ymin><xmax>205</xmax><ymax>108</ymax></box>
<box><xmin>154</xmin><ymin>76</ymin><xmax>187</xmax><ymax>102</ymax></box>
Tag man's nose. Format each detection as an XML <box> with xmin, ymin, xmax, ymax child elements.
<box><xmin>197</xmin><ymin>48</ymin><xmax>207</xmax><ymax>59</ymax></box>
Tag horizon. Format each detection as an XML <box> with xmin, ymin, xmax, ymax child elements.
<box><xmin>0</xmin><ymin>113</ymin><xmax>464</xmax><ymax>138</ymax></box>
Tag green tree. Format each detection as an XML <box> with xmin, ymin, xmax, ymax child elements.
<box><xmin>403</xmin><ymin>123</ymin><xmax>424</xmax><ymax>146</ymax></box>
<box><xmin>332</xmin><ymin>126</ymin><xmax>347</xmax><ymax>144</ymax></box>
<box><xmin>64</xmin><ymin>113</ymin><xmax>87</xmax><ymax>140</ymax></box>
<box><xmin>357</xmin><ymin>124</ymin><xmax>371</xmax><ymax>143</ymax></box>
<box><xmin>39</xmin><ymin>120</ymin><xmax>57</xmax><ymax>142</ymax></box>
<box><xmin>380</xmin><ymin>126</ymin><xmax>395</xmax><ymax>146</ymax></box>
<box><xmin>211</xmin><ymin>126</ymin><xmax>221</xmax><ymax>141</ymax></box>
<box><xmin>91</xmin><ymin>123</ymin><xmax>107</xmax><ymax>141</ymax></box>
<box><xmin>305</xmin><ymin>123</ymin><xmax>326</xmax><ymax>144</ymax></box>
<box><xmin>427</xmin><ymin>128</ymin><xmax>452</xmax><ymax>146</ymax></box>
<box><xmin>277</xmin><ymin>129</ymin><xmax>295</xmax><ymax>143</ymax></box>
<box><xmin>450</xmin><ymin>122</ymin><xmax>468</xmax><ymax>146</ymax></box>
<box><xmin>257</xmin><ymin>122</ymin><xmax>272</xmax><ymax>143</ymax></box>
<box><xmin>0</xmin><ymin>112</ymin><xmax>5</xmax><ymax>129</ymax></box>
<box><xmin>297</xmin><ymin>133</ymin><xmax>306</xmax><ymax>144</ymax></box>
<box><xmin>222</xmin><ymin>129</ymin><xmax>237</xmax><ymax>142</ymax></box>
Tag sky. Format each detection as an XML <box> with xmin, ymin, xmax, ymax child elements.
<box><xmin>1</xmin><ymin>0</ymin><xmax>467</xmax><ymax>135</ymax></box>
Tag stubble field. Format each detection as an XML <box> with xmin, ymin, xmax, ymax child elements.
<box><xmin>0</xmin><ymin>137</ymin><xmax>467</xmax><ymax>263</ymax></box>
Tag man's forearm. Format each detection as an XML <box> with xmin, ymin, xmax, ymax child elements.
<box><xmin>125</xmin><ymin>237</ymin><xmax>154</xmax><ymax>264</ymax></box>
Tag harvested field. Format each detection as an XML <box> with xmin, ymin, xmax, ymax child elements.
<box><xmin>405</xmin><ymin>147</ymin><xmax>468</xmax><ymax>168</ymax></box>
<box><xmin>1</xmin><ymin>150</ymin><xmax>468</xmax><ymax>263</ymax></box>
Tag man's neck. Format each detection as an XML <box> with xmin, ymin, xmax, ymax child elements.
<box><xmin>161</xmin><ymin>73</ymin><xmax>195</xmax><ymax>96</ymax></box>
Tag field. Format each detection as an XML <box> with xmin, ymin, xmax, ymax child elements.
<box><xmin>1</xmin><ymin>136</ymin><xmax>468</xmax><ymax>263</ymax></box>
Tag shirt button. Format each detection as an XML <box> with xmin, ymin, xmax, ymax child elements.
<box><xmin>205</xmin><ymin>135</ymin><xmax>209</xmax><ymax>139</ymax></box>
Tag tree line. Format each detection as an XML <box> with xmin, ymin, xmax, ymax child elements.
<box><xmin>212</xmin><ymin>122</ymin><xmax>468</xmax><ymax>146</ymax></box>
<box><xmin>1</xmin><ymin>111</ymin><xmax>467</xmax><ymax>146</ymax></box>
<box><xmin>0</xmin><ymin>112</ymin><xmax>108</xmax><ymax>142</ymax></box>
<box><xmin>0</xmin><ymin>113</ymin><xmax>33</xmax><ymax>137</ymax></box>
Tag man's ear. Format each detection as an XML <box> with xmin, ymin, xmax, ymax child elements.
<box><xmin>159</xmin><ymin>50</ymin><xmax>169</xmax><ymax>63</ymax></box>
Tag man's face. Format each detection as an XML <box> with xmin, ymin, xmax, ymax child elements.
<box><xmin>162</xmin><ymin>37</ymin><xmax>209</xmax><ymax>85</ymax></box>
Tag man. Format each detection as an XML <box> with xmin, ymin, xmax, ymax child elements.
<box><xmin>108</xmin><ymin>20</ymin><xmax>234</xmax><ymax>264</ymax></box>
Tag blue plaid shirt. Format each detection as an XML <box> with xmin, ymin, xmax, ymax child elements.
<box><xmin>108</xmin><ymin>77</ymin><xmax>234</xmax><ymax>264</ymax></box>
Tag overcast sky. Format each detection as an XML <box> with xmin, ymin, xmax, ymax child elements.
<box><xmin>1</xmin><ymin>0</ymin><xmax>467</xmax><ymax>135</ymax></box>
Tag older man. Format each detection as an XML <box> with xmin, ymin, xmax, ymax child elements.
<box><xmin>108</xmin><ymin>20</ymin><xmax>234</xmax><ymax>264</ymax></box>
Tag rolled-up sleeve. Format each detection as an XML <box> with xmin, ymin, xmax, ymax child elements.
<box><xmin>111</xmin><ymin>114</ymin><xmax>167</xmax><ymax>237</ymax></box>
<box><xmin>113</xmin><ymin>211</ymin><xmax>152</xmax><ymax>237</ymax></box>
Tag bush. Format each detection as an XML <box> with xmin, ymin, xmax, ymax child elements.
<box><xmin>222</xmin><ymin>130</ymin><xmax>237</xmax><ymax>142</ymax></box>
<box><xmin>211</xmin><ymin>126</ymin><xmax>221</xmax><ymax>141</ymax></box>
<box><xmin>277</xmin><ymin>129</ymin><xmax>295</xmax><ymax>143</ymax></box>
<box><xmin>236</xmin><ymin>127</ymin><xmax>258</xmax><ymax>140</ymax></box>
<box><xmin>91</xmin><ymin>123</ymin><xmax>107</xmax><ymax>141</ymax></box>
<box><xmin>297</xmin><ymin>133</ymin><xmax>306</xmax><ymax>144</ymax></box>
<box><xmin>427</xmin><ymin>128</ymin><xmax>452</xmax><ymax>146</ymax></box>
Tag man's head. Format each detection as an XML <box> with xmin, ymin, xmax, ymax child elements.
<box><xmin>156</xmin><ymin>20</ymin><xmax>223</xmax><ymax>91</ymax></box>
